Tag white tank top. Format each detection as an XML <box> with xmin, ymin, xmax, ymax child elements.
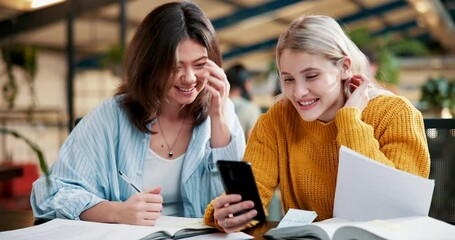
<box><xmin>142</xmin><ymin>148</ymin><xmax>185</xmax><ymax>216</ymax></box>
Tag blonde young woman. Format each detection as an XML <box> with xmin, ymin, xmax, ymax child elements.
<box><xmin>204</xmin><ymin>15</ymin><xmax>430</xmax><ymax>232</ymax></box>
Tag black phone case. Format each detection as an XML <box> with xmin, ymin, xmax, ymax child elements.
<box><xmin>217</xmin><ymin>160</ymin><xmax>266</xmax><ymax>223</ymax></box>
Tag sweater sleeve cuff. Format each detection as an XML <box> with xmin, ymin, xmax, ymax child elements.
<box><xmin>204</xmin><ymin>197</ymin><xmax>224</xmax><ymax>230</ymax></box>
<box><xmin>203</xmin><ymin>196</ymin><xmax>260</xmax><ymax>232</ymax></box>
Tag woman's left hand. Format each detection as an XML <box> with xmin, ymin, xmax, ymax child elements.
<box><xmin>344</xmin><ymin>74</ymin><xmax>370</xmax><ymax>112</ymax></box>
<box><xmin>213</xmin><ymin>194</ymin><xmax>257</xmax><ymax>233</ymax></box>
<box><xmin>204</xmin><ymin>59</ymin><xmax>230</xmax><ymax>118</ymax></box>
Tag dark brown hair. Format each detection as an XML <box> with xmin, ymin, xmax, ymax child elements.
<box><xmin>116</xmin><ymin>1</ymin><xmax>222</xmax><ymax>133</ymax></box>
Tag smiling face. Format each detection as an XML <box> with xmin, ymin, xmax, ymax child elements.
<box><xmin>279</xmin><ymin>49</ymin><xmax>348</xmax><ymax>122</ymax></box>
<box><xmin>165</xmin><ymin>39</ymin><xmax>209</xmax><ymax>108</ymax></box>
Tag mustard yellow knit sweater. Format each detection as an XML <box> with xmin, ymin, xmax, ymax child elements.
<box><xmin>204</xmin><ymin>95</ymin><xmax>430</xmax><ymax>226</ymax></box>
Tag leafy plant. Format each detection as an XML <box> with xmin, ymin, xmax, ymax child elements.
<box><xmin>100</xmin><ymin>44</ymin><xmax>125</xmax><ymax>77</ymax></box>
<box><xmin>0</xmin><ymin>45</ymin><xmax>47</xmax><ymax>182</ymax></box>
<box><xmin>349</xmin><ymin>28</ymin><xmax>429</xmax><ymax>85</ymax></box>
<box><xmin>1</xmin><ymin>44</ymin><xmax>38</xmax><ymax>109</ymax></box>
<box><xmin>0</xmin><ymin>127</ymin><xmax>50</xmax><ymax>183</ymax></box>
<box><xmin>419</xmin><ymin>77</ymin><xmax>455</xmax><ymax>116</ymax></box>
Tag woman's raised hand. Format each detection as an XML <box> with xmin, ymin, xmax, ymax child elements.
<box><xmin>204</xmin><ymin>60</ymin><xmax>230</xmax><ymax>118</ymax></box>
<box><xmin>344</xmin><ymin>74</ymin><xmax>370</xmax><ymax>113</ymax></box>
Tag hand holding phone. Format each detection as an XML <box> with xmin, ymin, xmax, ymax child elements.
<box><xmin>217</xmin><ymin>160</ymin><xmax>266</xmax><ymax>223</ymax></box>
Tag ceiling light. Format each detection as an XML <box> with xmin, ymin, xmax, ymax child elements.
<box><xmin>31</xmin><ymin>0</ymin><xmax>65</xmax><ymax>9</ymax></box>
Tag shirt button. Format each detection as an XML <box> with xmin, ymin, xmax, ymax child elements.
<box><xmin>137</xmin><ymin>171</ymin><xmax>142</xmax><ymax>176</ymax></box>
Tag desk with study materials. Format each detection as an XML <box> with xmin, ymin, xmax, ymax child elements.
<box><xmin>0</xmin><ymin>210</ymin><xmax>278</xmax><ymax>239</ymax></box>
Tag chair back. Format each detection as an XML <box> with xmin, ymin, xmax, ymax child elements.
<box><xmin>424</xmin><ymin>118</ymin><xmax>455</xmax><ymax>224</ymax></box>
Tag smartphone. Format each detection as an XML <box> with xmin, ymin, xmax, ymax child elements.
<box><xmin>217</xmin><ymin>160</ymin><xmax>266</xmax><ymax>223</ymax></box>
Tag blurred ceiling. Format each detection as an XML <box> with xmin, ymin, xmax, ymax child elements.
<box><xmin>0</xmin><ymin>0</ymin><xmax>454</xmax><ymax>72</ymax></box>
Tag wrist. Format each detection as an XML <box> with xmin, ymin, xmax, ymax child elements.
<box><xmin>210</xmin><ymin>111</ymin><xmax>224</xmax><ymax>123</ymax></box>
<box><xmin>80</xmin><ymin>200</ymin><xmax>122</xmax><ymax>223</ymax></box>
<box><xmin>210</xmin><ymin>119</ymin><xmax>230</xmax><ymax>148</ymax></box>
<box><xmin>110</xmin><ymin>201</ymin><xmax>123</xmax><ymax>223</ymax></box>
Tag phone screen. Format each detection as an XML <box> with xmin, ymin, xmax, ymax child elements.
<box><xmin>217</xmin><ymin>160</ymin><xmax>266</xmax><ymax>222</ymax></box>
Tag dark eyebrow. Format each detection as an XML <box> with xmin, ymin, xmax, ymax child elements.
<box><xmin>178</xmin><ymin>56</ymin><xmax>208</xmax><ymax>64</ymax></box>
<box><xmin>195</xmin><ymin>56</ymin><xmax>209</xmax><ymax>62</ymax></box>
<box><xmin>194</xmin><ymin>56</ymin><xmax>208</xmax><ymax>62</ymax></box>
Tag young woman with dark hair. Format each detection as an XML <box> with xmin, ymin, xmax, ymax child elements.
<box><xmin>31</xmin><ymin>1</ymin><xmax>245</xmax><ymax>226</ymax></box>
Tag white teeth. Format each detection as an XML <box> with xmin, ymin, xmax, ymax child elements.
<box><xmin>298</xmin><ymin>99</ymin><xmax>317</xmax><ymax>106</ymax></box>
<box><xmin>177</xmin><ymin>87</ymin><xmax>194</xmax><ymax>92</ymax></box>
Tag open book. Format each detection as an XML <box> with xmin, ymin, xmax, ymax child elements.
<box><xmin>0</xmin><ymin>216</ymin><xmax>252</xmax><ymax>240</ymax></box>
<box><xmin>264</xmin><ymin>216</ymin><xmax>455</xmax><ymax>240</ymax></box>
<box><xmin>137</xmin><ymin>216</ymin><xmax>217</xmax><ymax>239</ymax></box>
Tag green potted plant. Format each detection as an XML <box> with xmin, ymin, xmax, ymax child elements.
<box><xmin>419</xmin><ymin>77</ymin><xmax>455</xmax><ymax>117</ymax></box>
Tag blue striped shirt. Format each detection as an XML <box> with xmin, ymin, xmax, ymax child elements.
<box><xmin>31</xmin><ymin>96</ymin><xmax>245</xmax><ymax>220</ymax></box>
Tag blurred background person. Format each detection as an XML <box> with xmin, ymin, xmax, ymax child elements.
<box><xmin>226</xmin><ymin>64</ymin><xmax>262</xmax><ymax>140</ymax></box>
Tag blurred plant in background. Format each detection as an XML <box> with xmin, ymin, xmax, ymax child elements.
<box><xmin>349</xmin><ymin>28</ymin><xmax>429</xmax><ymax>85</ymax></box>
<box><xmin>419</xmin><ymin>77</ymin><xmax>455</xmax><ymax>117</ymax></box>
<box><xmin>100</xmin><ymin>44</ymin><xmax>125</xmax><ymax>77</ymax></box>
<box><xmin>1</xmin><ymin>44</ymin><xmax>38</xmax><ymax>110</ymax></box>
<box><xmin>0</xmin><ymin>127</ymin><xmax>49</xmax><ymax>182</ymax></box>
<box><xmin>1</xmin><ymin>45</ymin><xmax>49</xmax><ymax>180</ymax></box>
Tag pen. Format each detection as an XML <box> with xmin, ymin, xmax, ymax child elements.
<box><xmin>118</xmin><ymin>171</ymin><xmax>142</xmax><ymax>193</ymax></box>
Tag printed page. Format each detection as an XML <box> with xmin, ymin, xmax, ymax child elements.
<box><xmin>264</xmin><ymin>218</ymin><xmax>352</xmax><ymax>240</ymax></box>
<box><xmin>264</xmin><ymin>224</ymin><xmax>331</xmax><ymax>240</ymax></box>
<box><xmin>333</xmin><ymin>216</ymin><xmax>455</xmax><ymax>240</ymax></box>
<box><xmin>0</xmin><ymin>219</ymin><xmax>157</xmax><ymax>240</ymax></box>
<box><xmin>185</xmin><ymin>232</ymin><xmax>253</xmax><ymax>239</ymax></box>
<box><xmin>334</xmin><ymin>146</ymin><xmax>435</xmax><ymax>221</ymax></box>
<box><xmin>152</xmin><ymin>215</ymin><xmax>216</xmax><ymax>238</ymax></box>
<box><xmin>0</xmin><ymin>216</ymin><xmax>216</xmax><ymax>240</ymax></box>
<box><xmin>154</xmin><ymin>215</ymin><xmax>209</xmax><ymax>229</ymax></box>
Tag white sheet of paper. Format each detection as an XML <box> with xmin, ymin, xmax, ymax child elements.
<box><xmin>277</xmin><ymin>208</ymin><xmax>317</xmax><ymax>228</ymax></box>
<box><xmin>334</xmin><ymin>146</ymin><xmax>435</xmax><ymax>221</ymax></box>
<box><xmin>0</xmin><ymin>216</ymin><xmax>253</xmax><ymax>240</ymax></box>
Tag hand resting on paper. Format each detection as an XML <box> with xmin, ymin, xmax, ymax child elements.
<box><xmin>80</xmin><ymin>187</ymin><xmax>163</xmax><ymax>226</ymax></box>
<box><xmin>213</xmin><ymin>194</ymin><xmax>257</xmax><ymax>233</ymax></box>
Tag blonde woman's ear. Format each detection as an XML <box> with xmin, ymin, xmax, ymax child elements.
<box><xmin>340</xmin><ymin>57</ymin><xmax>352</xmax><ymax>80</ymax></box>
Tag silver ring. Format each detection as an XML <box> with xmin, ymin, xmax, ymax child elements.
<box><xmin>224</xmin><ymin>218</ymin><xmax>230</xmax><ymax>228</ymax></box>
